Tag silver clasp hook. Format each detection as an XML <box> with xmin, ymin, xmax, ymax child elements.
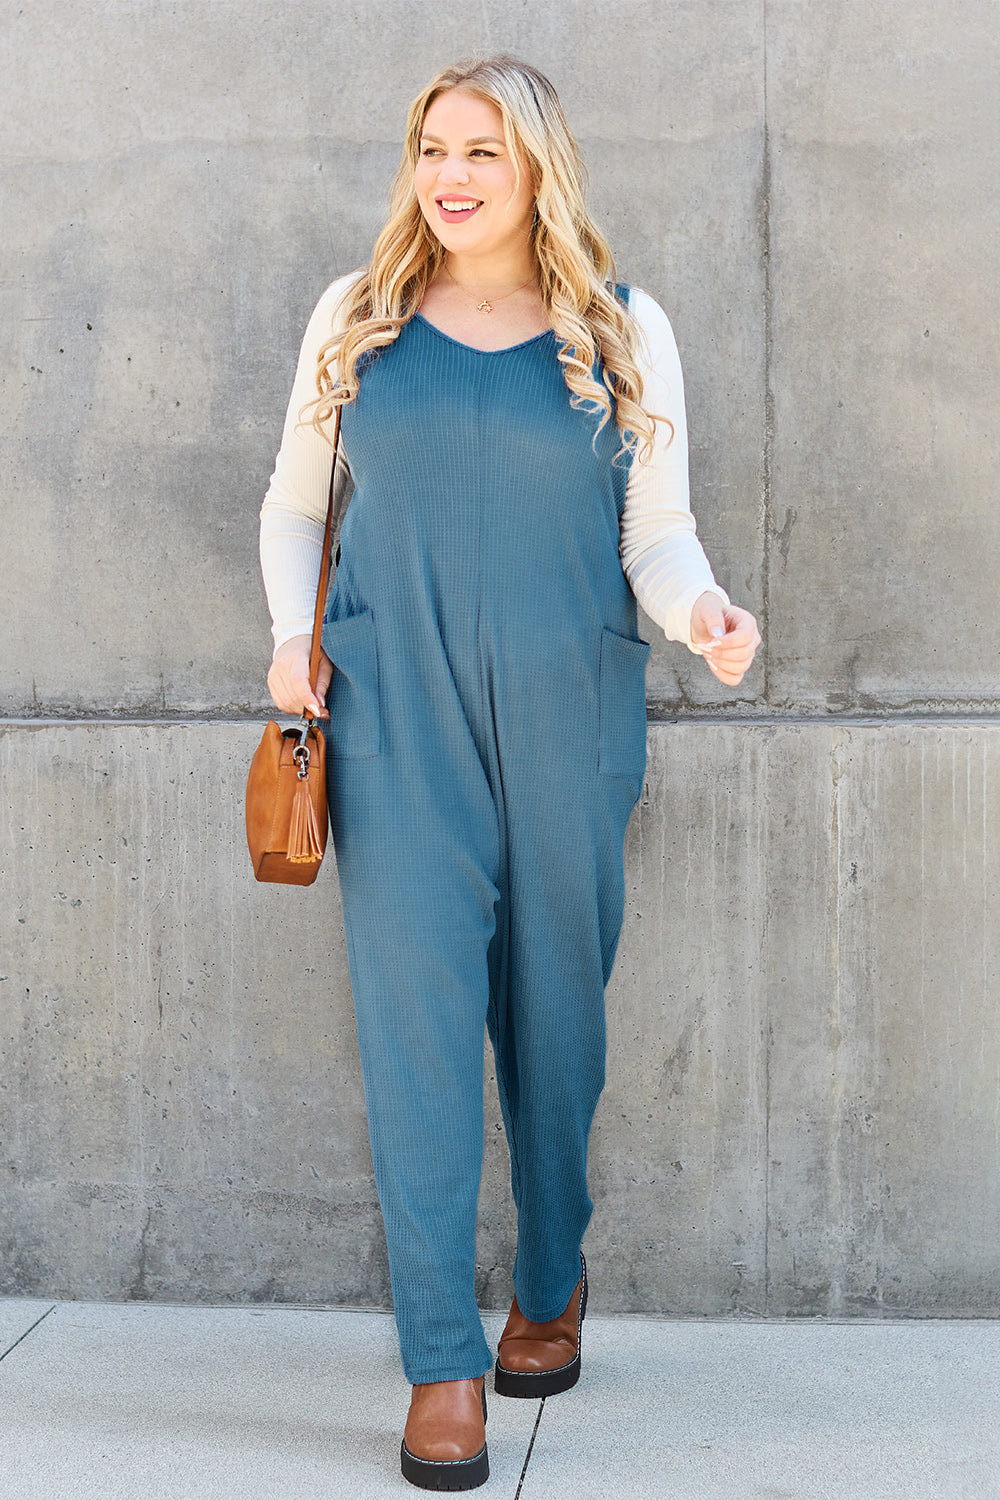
<box><xmin>292</xmin><ymin>714</ymin><xmax>312</xmax><ymax>779</ymax></box>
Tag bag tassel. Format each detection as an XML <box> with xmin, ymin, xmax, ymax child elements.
<box><xmin>287</xmin><ymin>773</ymin><xmax>324</xmax><ymax>863</ymax></box>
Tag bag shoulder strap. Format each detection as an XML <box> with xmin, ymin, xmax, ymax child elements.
<box><xmin>307</xmin><ymin>405</ymin><xmax>343</xmax><ymax>701</ymax></box>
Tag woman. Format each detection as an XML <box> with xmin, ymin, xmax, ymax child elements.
<box><xmin>260</xmin><ymin>56</ymin><xmax>760</xmax><ymax>1491</ymax></box>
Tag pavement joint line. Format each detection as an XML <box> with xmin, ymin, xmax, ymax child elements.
<box><xmin>0</xmin><ymin>1304</ymin><xmax>57</xmax><ymax>1364</ymax></box>
<box><xmin>513</xmin><ymin>1397</ymin><xmax>545</xmax><ymax>1500</ymax></box>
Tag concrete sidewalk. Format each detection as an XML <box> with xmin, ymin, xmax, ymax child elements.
<box><xmin>1</xmin><ymin>1299</ymin><xmax>997</xmax><ymax>1499</ymax></box>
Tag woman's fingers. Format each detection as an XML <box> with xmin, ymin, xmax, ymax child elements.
<box><xmin>266</xmin><ymin>639</ymin><xmax>332</xmax><ymax>718</ymax></box>
<box><xmin>704</xmin><ymin>647</ymin><xmax>758</xmax><ymax>682</ymax></box>
<box><xmin>719</xmin><ymin>624</ymin><xmax>761</xmax><ymax>651</ymax></box>
<box><xmin>703</xmin><ymin>635</ymin><xmax>759</xmax><ymax>659</ymax></box>
<box><xmin>689</xmin><ymin>590</ymin><xmax>729</xmax><ymax>647</ymax></box>
<box><xmin>693</xmin><ymin>603</ymin><xmax>762</xmax><ymax>686</ymax></box>
<box><xmin>316</xmin><ymin>652</ymin><xmax>334</xmax><ymax>702</ymax></box>
<box><xmin>718</xmin><ymin>607</ymin><xmax>761</xmax><ymax>646</ymax></box>
<box><xmin>704</xmin><ymin>638</ymin><xmax>761</xmax><ymax>668</ymax></box>
<box><xmin>290</xmin><ymin>653</ymin><xmax>328</xmax><ymax>717</ymax></box>
<box><xmin>266</xmin><ymin>663</ymin><xmax>308</xmax><ymax>715</ymax></box>
<box><xmin>706</xmin><ymin>658</ymin><xmax>750</xmax><ymax>686</ymax></box>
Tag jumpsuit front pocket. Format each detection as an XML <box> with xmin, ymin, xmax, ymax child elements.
<box><xmin>598</xmin><ymin>627</ymin><xmax>651</xmax><ymax>777</ymax></box>
<box><xmin>321</xmin><ymin>609</ymin><xmax>381</xmax><ymax>758</ymax></box>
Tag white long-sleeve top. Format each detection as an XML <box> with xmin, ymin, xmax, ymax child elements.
<box><xmin>260</xmin><ymin>273</ymin><xmax>727</xmax><ymax>651</ymax></box>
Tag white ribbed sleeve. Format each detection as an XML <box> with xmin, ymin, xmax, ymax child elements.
<box><xmin>259</xmin><ymin>273</ymin><xmax>360</xmax><ymax>648</ymax></box>
<box><xmin>619</xmin><ymin>288</ymin><xmax>728</xmax><ymax>648</ymax></box>
<box><xmin>259</xmin><ymin>278</ymin><xmax>727</xmax><ymax>653</ymax></box>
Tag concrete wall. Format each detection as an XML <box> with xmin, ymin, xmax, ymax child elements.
<box><xmin>5</xmin><ymin>720</ymin><xmax>999</xmax><ymax>1315</ymax></box>
<box><xmin>2</xmin><ymin>2</ymin><xmax>998</xmax><ymax>1314</ymax></box>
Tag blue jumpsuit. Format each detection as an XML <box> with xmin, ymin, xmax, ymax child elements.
<box><xmin>320</xmin><ymin>310</ymin><xmax>650</xmax><ymax>1385</ymax></box>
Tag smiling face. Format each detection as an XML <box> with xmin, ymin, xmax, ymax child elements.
<box><xmin>413</xmin><ymin>89</ymin><xmax>536</xmax><ymax>262</ymax></box>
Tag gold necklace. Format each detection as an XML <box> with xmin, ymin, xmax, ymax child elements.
<box><xmin>443</xmin><ymin>264</ymin><xmax>537</xmax><ymax>314</ymax></box>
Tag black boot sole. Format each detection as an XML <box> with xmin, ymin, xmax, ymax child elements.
<box><xmin>400</xmin><ymin>1385</ymin><xmax>489</xmax><ymax>1491</ymax></box>
<box><xmin>400</xmin><ymin>1441</ymin><xmax>489</xmax><ymax>1491</ymax></box>
<box><xmin>494</xmin><ymin>1254</ymin><xmax>588</xmax><ymax>1399</ymax></box>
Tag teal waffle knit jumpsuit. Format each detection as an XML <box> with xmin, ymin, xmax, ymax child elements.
<box><xmin>319</xmin><ymin>306</ymin><xmax>650</xmax><ymax>1385</ymax></box>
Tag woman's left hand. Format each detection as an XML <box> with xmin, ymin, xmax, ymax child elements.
<box><xmin>689</xmin><ymin>592</ymin><xmax>762</xmax><ymax>686</ymax></box>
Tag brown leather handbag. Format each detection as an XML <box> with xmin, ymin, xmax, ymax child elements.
<box><xmin>246</xmin><ymin>409</ymin><xmax>342</xmax><ymax>886</ymax></box>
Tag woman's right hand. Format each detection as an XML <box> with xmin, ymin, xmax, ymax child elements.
<box><xmin>266</xmin><ymin>634</ymin><xmax>332</xmax><ymax>718</ymax></box>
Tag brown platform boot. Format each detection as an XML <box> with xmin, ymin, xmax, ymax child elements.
<box><xmin>400</xmin><ymin>1376</ymin><xmax>489</xmax><ymax>1491</ymax></box>
<box><xmin>494</xmin><ymin>1253</ymin><xmax>588</xmax><ymax>1398</ymax></box>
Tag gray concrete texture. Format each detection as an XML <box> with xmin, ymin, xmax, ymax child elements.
<box><xmin>4</xmin><ymin>720</ymin><xmax>1000</xmax><ymax>1314</ymax></box>
<box><xmin>5</xmin><ymin>0</ymin><xmax>996</xmax><ymax>717</ymax></box>
<box><xmin>4</xmin><ymin>1301</ymin><xmax>999</xmax><ymax>1499</ymax></box>
<box><xmin>2</xmin><ymin>2</ymin><xmax>999</xmax><ymax>1314</ymax></box>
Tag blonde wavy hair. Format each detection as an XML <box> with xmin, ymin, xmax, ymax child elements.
<box><xmin>308</xmin><ymin>55</ymin><xmax>666</xmax><ymax>462</ymax></box>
